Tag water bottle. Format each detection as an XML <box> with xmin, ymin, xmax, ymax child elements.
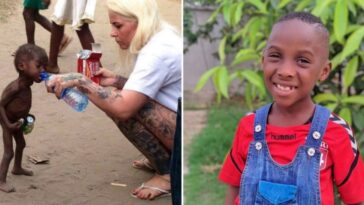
<box><xmin>40</xmin><ymin>71</ymin><xmax>89</xmax><ymax>112</ymax></box>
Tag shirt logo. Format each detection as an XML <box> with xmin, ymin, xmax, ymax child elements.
<box><xmin>271</xmin><ymin>133</ymin><xmax>296</xmax><ymax>140</ymax></box>
<box><xmin>320</xmin><ymin>142</ymin><xmax>328</xmax><ymax>170</ymax></box>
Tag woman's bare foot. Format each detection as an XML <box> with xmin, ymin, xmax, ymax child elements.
<box><xmin>0</xmin><ymin>182</ymin><xmax>15</xmax><ymax>193</ymax></box>
<box><xmin>132</xmin><ymin>174</ymin><xmax>171</xmax><ymax>200</ymax></box>
<box><xmin>12</xmin><ymin>167</ymin><xmax>33</xmax><ymax>176</ymax></box>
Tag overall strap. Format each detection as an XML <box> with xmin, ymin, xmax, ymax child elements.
<box><xmin>253</xmin><ymin>103</ymin><xmax>272</xmax><ymax>141</ymax></box>
<box><xmin>305</xmin><ymin>104</ymin><xmax>331</xmax><ymax>149</ymax></box>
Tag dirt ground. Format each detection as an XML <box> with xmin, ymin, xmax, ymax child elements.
<box><xmin>0</xmin><ymin>0</ymin><xmax>181</xmax><ymax>204</ymax></box>
<box><xmin>183</xmin><ymin>111</ymin><xmax>206</xmax><ymax>175</ymax></box>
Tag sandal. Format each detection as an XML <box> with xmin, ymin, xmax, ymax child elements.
<box><xmin>132</xmin><ymin>158</ymin><xmax>155</xmax><ymax>172</ymax></box>
<box><xmin>131</xmin><ymin>183</ymin><xmax>171</xmax><ymax>200</ymax></box>
<box><xmin>131</xmin><ymin>174</ymin><xmax>171</xmax><ymax>200</ymax></box>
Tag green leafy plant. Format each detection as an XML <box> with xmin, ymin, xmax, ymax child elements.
<box><xmin>191</xmin><ymin>0</ymin><xmax>364</xmax><ymax>149</ymax></box>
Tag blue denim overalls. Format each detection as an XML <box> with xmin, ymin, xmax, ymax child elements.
<box><xmin>239</xmin><ymin>104</ymin><xmax>330</xmax><ymax>205</ymax></box>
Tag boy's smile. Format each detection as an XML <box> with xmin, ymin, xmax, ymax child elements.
<box><xmin>272</xmin><ymin>82</ymin><xmax>297</xmax><ymax>96</ymax></box>
<box><xmin>262</xmin><ymin>19</ymin><xmax>331</xmax><ymax>110</ymax></box>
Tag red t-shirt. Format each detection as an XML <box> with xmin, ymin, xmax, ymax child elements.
<box><xmin>219</xmin><ymin>112</ymin><xmax>364</xmax><ymax>205</ymax></box>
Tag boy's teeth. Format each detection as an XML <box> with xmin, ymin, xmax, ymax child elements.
<box><xmin>276</xmin><ymin>84</ymin><xmax>292</xmax><ymax>91</ymax></box>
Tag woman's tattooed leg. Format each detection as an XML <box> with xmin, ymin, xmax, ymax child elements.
<box><xmin>113</xmin><ymin>117</ymin><xmax>171</xmax><ymax>174</ymax></box>
<box><xmin>135</xmin><ymin>100</ymin><xmax>176</xmax><ymax>151</ymax></box>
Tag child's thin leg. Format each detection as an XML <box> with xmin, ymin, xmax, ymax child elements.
<box><xmin>33</xmin><ymin>10</ymin><xmax>52</xmax><ymax>32</ymax></box>
<box><xmin>0</xmin><ymin>125</ymin><xmax>15</xmax><ymax>193</ymax></box>
<box><xmin>23</xmin><ymin>8</ymin><xmax>36</xmax><ymax>44</ymax></box>
<box><xmin>75</xmin><ymin>24</ymin><xmax>102</xmax><ymax>66</ymax></box>
<box><xmin>76</xmin><ymin>23</ymin><xmax>95</xmax><ymax>50</ymax></box>
<box><xmin>11</xmin><ymin>130</ymin><xmax>33</xmax><ymax>176</ymax></box>
<box><xmin>48</xmin><ymin>22</ymin><xmax>64</xmax><ymax>73</ymax></box>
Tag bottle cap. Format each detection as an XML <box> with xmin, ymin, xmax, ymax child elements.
<box><xmin>26</xmin><ymin>115</ymin><xmax>34</xmax><ymax>124</ymax></box>
<box><xmin>40</xmin><ymin>71</ymin><xmax>50</xmax><ymax>81</ymax></box>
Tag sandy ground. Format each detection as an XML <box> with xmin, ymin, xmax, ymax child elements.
<box><xmin>0</xmin><ymin>0</ymin><xmax>181</xmax><ymax>204</ymax></box>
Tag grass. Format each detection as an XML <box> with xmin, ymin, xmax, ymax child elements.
<box><xmin>184</xmin><ymin>104</ymin><xmax>247</xmax><ymax>205</ymax></box>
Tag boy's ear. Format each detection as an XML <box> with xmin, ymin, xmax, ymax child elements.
<box><xmin>17</xmin><ymin>62</ymin><xmax>25</xmax><ymax>71</ymax></box>
<box><xmin>319</xmin><ymin>60</ymin><xmax>331</xmax><ymax>82</ymax></box>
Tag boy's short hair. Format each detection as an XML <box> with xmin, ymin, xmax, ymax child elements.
<box><xmin>274</xmin><ymin>12</ymin><xmax>330</xmax><ymax>58</ymax></box>
<box><xmin>14</xmin><ymin>44</ymin><xmax>48</xmax><ymax>73</ymax></box>
<box><xmin>277</xmin><ymin>12</ymin><xmax>326</xmax><ymax>28</ymax></box>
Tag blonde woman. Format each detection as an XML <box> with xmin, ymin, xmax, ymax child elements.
<box><xmin>46</xmin><ymin>0</ymin><xmax>181</xmax><ymax>201</ymax></box>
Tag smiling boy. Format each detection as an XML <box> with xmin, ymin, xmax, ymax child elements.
<box><xmin>219</xmin><ymin>12</ymin><xmax>364</xmax><ymax>205</ymax></box>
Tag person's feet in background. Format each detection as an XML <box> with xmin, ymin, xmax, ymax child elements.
<box><xmin>11</xmin><ymin>0</ymin><xmax>71</xmax><ymax>59</ymax></box>
<box><xmin>47</xmin><ymin>0</ymin><xmax>96</xmax><ymax>74</ymax></box>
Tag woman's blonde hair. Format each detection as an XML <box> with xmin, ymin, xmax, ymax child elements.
<box><xmin>106</xmin><ymin>0</ymin><xmax>163</xmax><ymax>68</ymax></box>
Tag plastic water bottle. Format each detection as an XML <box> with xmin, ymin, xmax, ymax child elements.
<box><xmin>40</xmin><ymin>71</ymin><xmax>89</xmax><ymax>112</ymax></box>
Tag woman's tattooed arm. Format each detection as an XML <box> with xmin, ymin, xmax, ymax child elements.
<box><xmin>112</xmin><ymin>75</ymin><xmax>128</xmax><ymax>89</ymax></box>
<box><xmin>62</xmin><ymin>73</ymin><xmax>176</xmax><ymax>152</ymax></box>
<box><xmin>75</xmin><ymin>76</ymin><xmax>122</xmax><ymax>103</ymax></box>
<box><xmin>59</xmin><ymin>73</ymin><xmax>84</xmax><ymax>82</ymax></box>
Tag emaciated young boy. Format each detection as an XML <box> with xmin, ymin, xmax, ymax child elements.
<box><xmin>0</xmin><ymin>44</ymin><xmax>47</xmax><ymax>192</ymax></box>
<box><xmin>219</xmin><ymin>12</ymin><xmax>364</xmax><ymax>205</ymax></box>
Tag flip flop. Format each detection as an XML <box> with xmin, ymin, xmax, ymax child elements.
<box><xmin>58</xmin><ymin>36</ymin><xmax>72</xmax><ymax>55</ymax></box>
<box><xmin>132</xmin><ymin>158</ymin><xmax>155</xmax><ymax>172</ymax></box>
<box><xmin>131</xmin><ymin>183</ymin><xmax>171</xmax><ymax>200</ymax></box>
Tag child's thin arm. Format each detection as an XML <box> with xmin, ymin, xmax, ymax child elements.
<box><xmin>225</xmin><ymin>185</ymin><xmax>239</xmax><ymax>205</ymax></box>
<box><xmin>0</xmin><ymin>106</ymin><xmax>21</xmax><ymax>130</ymax></box>
<box><xmin>0</xmin><ymin>88</ymin><xmax>22</xmax><ymax>130</ymax></box>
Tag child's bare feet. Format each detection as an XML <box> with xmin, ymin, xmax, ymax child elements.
<box><xmin>132</xmin><ymin>174</ymin><xmax>171</xmax><ymax>200</ymax></box>
<box><xmin>11</xmin><ymin>167</ymin><xmax>33</xmax><ymax>176</ymax></box>
<box><xmin>0</xmin><ymin>182</ymin><xmax>15</xmax><ymax>193</ymax></box>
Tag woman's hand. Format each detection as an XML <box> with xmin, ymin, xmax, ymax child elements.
<box><xmin>95</xmin><ymin>68</ymin><xmax>117</xmax><ymax>87</ymax></box>
<box><xmin>45</xmin><ymin>73</ymin><xmax>83</xmax><ymax>98</ymax></box>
